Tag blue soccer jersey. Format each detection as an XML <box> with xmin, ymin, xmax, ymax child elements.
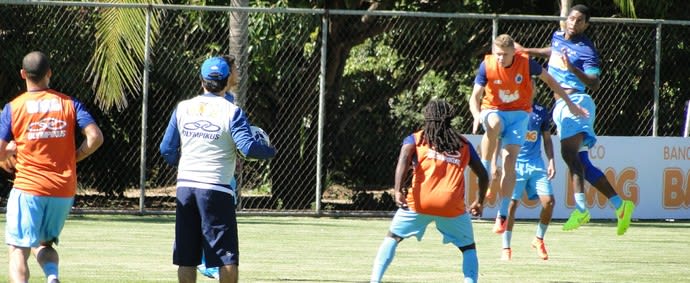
<box><xmin>517</xmin><ymin>103</ymin><xmax>551</xmax><ymax>162</ymax></box>
<box><xmin>546</xmin><ymin>31</ymin><xmax>600</xmax><ymax>92</ymax></box>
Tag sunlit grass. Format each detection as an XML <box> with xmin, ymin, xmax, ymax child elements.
<box><xmin>0</xmin><ymin>215</ymin><xmax>687</xmax><ymax>282</ymax></box>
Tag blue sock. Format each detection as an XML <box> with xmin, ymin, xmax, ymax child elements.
<box><xmin>42</xmin><ymin>262</ymin><xmax>58</xmax><ymax>279</ymax></box>
<box><xmin>370</xmin><ymin>237</ymin><xmax>398</xmax><ymax>283</ymax></box>
<box><xmin>609</xmin><ymin>195</ymin><xmax>623</xmax><ymax>210</ymax></box>
<box><xmin>536</xmin><ymin>222</ymin><xmax>548</xmax><ymax>239</ymax></box>
<box><xmin>575</xmin><ymin>193</ymin><xmax>587</xmax><ymax>212</ymax></box>
<box><xmin>498</xmin><ymin>197</ymin><xmax>510</xmax><ymax>218</ymax></box>
<box><xmin>462</xmin><ymin>248</ymin><xmax>479</xmax><ymax>283</ymax></box>
<box><xmin>502</xmin><ymin>231</ymin><xmax>512</xmax><ymax>249</ymax></box>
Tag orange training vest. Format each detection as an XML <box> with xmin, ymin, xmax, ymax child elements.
<box><xmin>10</xmin><ymin>89</ymin><xmax>78</xmax><ymax>197</ymax></box>
<box><xmin>405</xmin><ymin>131</ymin><xmax>471</xmax><ymax>217</ymax></box>
<box><xmin>481</xmin><ymin>52</ymin><xmax>534</xmax><ymax>112</ymax></box>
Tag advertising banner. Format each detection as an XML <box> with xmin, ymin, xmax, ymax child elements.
<box><xmin>464</xmin><ymin>135</ymin><xmax>690</xmax><ymax>220</ymax></box>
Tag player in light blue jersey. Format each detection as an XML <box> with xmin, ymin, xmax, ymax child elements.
<box><xmin>160</xmin><ymin>56</ymin><xmax>275</xmax><ymax>283</ymax></box>
<box><xmin>500</xmin><ymin>102</ymin><xmax>555</xmax><ymax>261</ymax></box>
<box><xmin>518</xmin><ymin>4</ymin><xmax>634</xmax><ymax>235</ymax></box>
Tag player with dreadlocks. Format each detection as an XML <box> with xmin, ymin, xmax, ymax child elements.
<box><xmin>421</xmin><ymin>99</ymin><xmax>465</xmax><ymax>153</ymax></box>
<box><xmin>370</xmin><ymin>99</ymin><xmax>489</xmax><ymax>283</ymax></box>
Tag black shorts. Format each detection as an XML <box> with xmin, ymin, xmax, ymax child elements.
<box><xmin>173</xmin><ymin>187</ymin><xmax>238</xmax><ymax>267</ymax></box>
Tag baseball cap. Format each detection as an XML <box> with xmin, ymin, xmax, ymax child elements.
<box><xmin>201</xmin><ymin>57</ymin><xmax>230</xmax><ymax>80</ymax></box>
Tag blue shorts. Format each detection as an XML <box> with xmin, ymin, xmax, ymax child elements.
<box><xmin>174</xmin><ymin>187</ymin><xmax>238</xmax><ymax>267</ymax></box>
<box><xmin>388</xmin><ymin>208</ymin><xmax>475</xmax><ymax>248</ymax></box>
<box><xmin>553</xmin><ymin>93</ymin><xmax>597</xmax><ymax>148</ymax></box>
<box><xmin>513</xmin><ymin>158</ymin><xmax>553</xmax><ymax>200</ymax></box>
<box><xmin>480</xmin><ymin>109</ymin><xmax>529</xmax><ymax>146</ymax></box>
<box><xmin>5</xmin><ymin>189</ymin><xmax>74</xmax><ymax>248</ymax></box>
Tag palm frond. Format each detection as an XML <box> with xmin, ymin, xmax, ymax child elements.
<box><xmin>612</xmin><ymin>0</ymin><xmax>637</xmax><ymax>18</ymax></box>
<box><xmin>88</xmin><ymin>0</ymin><xmax>162</xmax><ymax>112</ymax></box>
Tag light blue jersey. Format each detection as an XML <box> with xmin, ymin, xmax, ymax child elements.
<box><xmin>513</xmin><ymin>103</ymin><xmax>554</xmax><ymax>201</ymax></box>
<box><xmin>547</xmin><ymin>31</ymin><xmax>600</xmax><ymax>92</ymax></box>
<box><xmin>517</xmin><ymin>103</ymin><xmax>551</xmax><ymax>162</ymax></box>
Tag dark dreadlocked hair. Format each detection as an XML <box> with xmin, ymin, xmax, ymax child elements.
<box><xmin>421</xmin><ymin>99</ymin><xmax>465</xmax><ymax>154</ymax></box>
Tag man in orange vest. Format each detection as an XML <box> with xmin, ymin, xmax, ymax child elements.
<box><xmin>469</xmin><ymin>34</ymin><xmax>586</xmax><ymax>235</ymax></box>
<box><xmin>0</xmin><ymin>51</ymin><xmax>104</xmax><ymax>283</ymax></box>
<box><xmin>370</xmin><ymin>100</ymin><xmax>489</xmax><ymax>283</ymax></box>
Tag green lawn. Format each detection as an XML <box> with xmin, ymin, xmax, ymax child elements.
<box><xmin>0</xmin><ymin>215</ymin><xmax>688</xmax><ymax>282</ymax></box>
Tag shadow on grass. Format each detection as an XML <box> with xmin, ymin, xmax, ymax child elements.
<box><xmin>271</xmin><ymin>279</ymin><xmax>386</xmax><ymax>283</ymax></box>
<box><xmin>67</xmin><ymin>214</ymin><xmax>175</xmax><ymax>224</ymax></box>
<box><xmin>510</xmin><ymin>219</ymin><xmax>690</xmax><ymax>229</ymax></box>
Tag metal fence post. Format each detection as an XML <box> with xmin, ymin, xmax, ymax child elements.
<box><xmin>316</xmin><ymin>10</ymin><xmax>328</xmax><ymax>214</ymax></box>
<box><xmin>140</xmin><ymin>5</ymin><xmax>153</xmax><ymax>214</ymax></box>
<box><xmin>653</xmin><ymin>21</ymin><xmax>662</xmax><ymax>137</ymax></box>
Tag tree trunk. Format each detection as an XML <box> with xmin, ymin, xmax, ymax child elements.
<box><xmin>229</xmin><ymin>0</ymin><xmax>249</xmax><ymax>106</ymax></box>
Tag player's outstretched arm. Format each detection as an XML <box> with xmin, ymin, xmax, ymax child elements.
<box><xmin>232</xmin><ymin>109</ymin><xmax>276</xmax><ymax>160</ymax></box>
<box><xmin>0</xmin><ymin>140</ymin><xmax>16</xmax><ymax>173</ymax></box>
<box><xmin>515</xmin><ymin>42</ymin><xmax>551</xmax><ymax>58</ymax></box>
<box><xmin>541</xmin><ymin>130</ymin><xmax>556</xmax><ymax>180</ymax></box>
<box><xmin>77</xmin><ymin>123</ymin><xmax>104</xmax><ymax>162</ymax></box>
<box><xmin>469</xmin><ymin>84</ymin><xmax>485</xmax><ymax>134</ymax></box>
<box><xmin>560</xmin><ymin>50</ymin><xmax>601</xmax><ymax>91</ymax></box>
<box><xmin>468</xmin><ymin>145</ymin><xmax>489</xmax><ymax>216</ymax></box>
<box><xmin>160</xmin><ymin>110</ymin><xmax>181</xmax><ymax>166</ymax></box>
<box><xmin>393</xmin><ymin>143</ymin><xmax>414</xmax><ymax>209</ymax></box>
<box><xmin>539</xmin><ymin>69</ymin><xmax>589</xmax><ymax>118</ymax></box>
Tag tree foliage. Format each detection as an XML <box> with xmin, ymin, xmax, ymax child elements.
<box><xmin>1</xmin><ymin>0</ymin><xmax>686</xmax><ymax>208</ymax></box>
<box><xmin>89</xmin><ymin>1</ymin><xmax>162</xmax><ymax>111</ymax></box>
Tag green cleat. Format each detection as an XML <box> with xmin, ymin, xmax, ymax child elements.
<box><xmin>563</xmin><ymin>209</ymin><xmax>590</xmax><ymax>231</ymax></box>
<box><xmin>616</xmin><ymin>200</ymin><xmax>635</xmax><ymax>235</ymax></box>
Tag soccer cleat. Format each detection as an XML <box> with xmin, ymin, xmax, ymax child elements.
<box><xmin>501</xmin><ymin>248</ymin><xmax>512</xmax><ymax>261</ymax></box>
<box><xmin>616</xmin><ymin>200</ymin><xmax>635</xmax><ymax>235</ymax></box>
<box><xmin>492</xmin><ymin>217</ymin><xmax>507</xmax><ymax>234</ymax></box>
<box><xmin>531</xmin><ymin>238</ymin><xmax>548</xmax><ymax>260</ymax></box>
<box><xmin>562</xmin><ymin>209</ymin><xmax>590</xmax><ymax>231</ymax></box>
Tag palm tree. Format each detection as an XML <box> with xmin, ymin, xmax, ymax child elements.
<box><xmin>229</xmin><ymin>0</ymin><xmax>248</xmax><ymax>106</ymax></box>
<box><xmin>611</xmin><ymin>0</ymin><xmax>637</xmax><ymax>17</ymax></box>
<box><xmin>88</xmin><ymin>0</ymin><xmax>640</xmax><ymax>112</ymax></box>
<box><xmin>88</xmin><ymin>0</ymin><xmax>162</xmax><ymax>111</ymax></box>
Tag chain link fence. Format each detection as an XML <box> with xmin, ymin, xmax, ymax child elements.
<box><xmin>0</xmin><ymin>2</ymin><xmax>688</xmax><ymax>215</ymax></box>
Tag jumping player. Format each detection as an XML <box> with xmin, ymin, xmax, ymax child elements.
<box><xmin>469</xmin><ymin>34</ymin><xmax>586</xmax><ymax>235</ymax></box>
<box><xmin>517</xmin><ymin>4</ymin><xmax>635</xmax><ymax>235</ymax></box>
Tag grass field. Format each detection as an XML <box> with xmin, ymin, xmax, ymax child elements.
<box><xmin>0</xmin><ymin>215</ymin><xmax>688</xmax><ymax>282</ymax></box>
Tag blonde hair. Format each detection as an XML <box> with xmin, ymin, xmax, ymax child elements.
<box><xmin>493</xmin><ymin>34</ymin><xmax>515</xmax><ymax>49</ymax></box>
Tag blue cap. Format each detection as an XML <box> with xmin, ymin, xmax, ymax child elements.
<box><xmin>200</xmin><ymin>57</ymin><xmax>230</xmax><ymax>80</ymax></box>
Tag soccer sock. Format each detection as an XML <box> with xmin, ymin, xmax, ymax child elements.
<box><xmin>461</xmin><ymin>248</ymin><xmax>479</xmax><ymax>283</ymax></box>
<box><xmin>498</xmin><ymin>197</ymin><xmax>510</xmax><ymax>218</ymax></box>
<box><xmin>42</xmin><ymin>262</ymin><xmax>58</xmax><ymax>280</ymax></box>
<box><xmin>370</xmin><ymin>237</ymin><xmax>398</xmax><ymax>283</ymax></box>
<box><xmin>579</xmin><ymin>151</ymin><xmax>605</xmax><ymax>184</ymax></box>
<box><xmin>610</xmin><ymin>195</ymin><xmax>623</xmax><ymax>210</ymax></box>
<box><xmin>536</xmin><ymin>222</ymin><xmax>548</xmax><ymax>239</ymax></box>
<box><xmin>502</xmin><ymin>231</ymin><xmax>512</xmax><ymax>249</ymax></box>
<box><xmin>575</xmin><ymin>193</ymin><xmax>587</xmax><ymax>212</ymax></box>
